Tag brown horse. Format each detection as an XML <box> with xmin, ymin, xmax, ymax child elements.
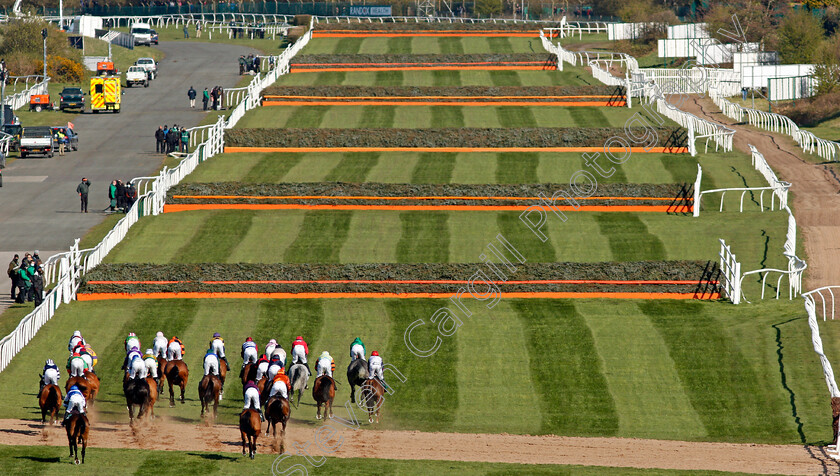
<box><xmin>264</xmin><ymin>396</ymin><xmax>290</xmax><ymax>441</ymax></box>
<box><xmin>65</xmin><ymin>412</ymin><xmax>89</xmax><ymax>464</ymax></box>
<box><xmin>312</xmin><ymin>375</ymin><xmax>335</xmax><ymax>420</ymax></box>
<box><xmin>145</xmin><ymin>376</ymin><xmax>158</xmax><ymax>419</ymax></box>
<box><xmin>157</xmin><ymin>356</ymin><xmax>167</xmax><ymax>394</ymax></box>
<box><xmin>239</xmin><ymin>409</ymin><xmax>261</xmax><ymax>459</ymax></box>
<box><xmin>85</xmin><ymin>372</ymin><xmax>100</xmax><ymax>403</ymax></box>
<box><xmin>163</xmin><ymin>360</ymin><xmax>189</xmax><ymax>407</ymax></box>
<box><xmin>198</xmin><ymin>374</ymin><xmax>222</xmax><ymax>420</ymax></box>
<box><xmin>65</xmin><ymin>376</ymin><xmax>92</xmax><ymax>401</ymax></box>
<box><xmin>39</xmin><ymin>384</ymin><xmax>62</xmax><ymax>425</ymax></box>
<box><xmin>360</xmin><ymin>378</ymin><xmax>385</xmax><ymax>423</ymax></box>
<box><xmin>240</xmin><ymin>362</ymin><xmax>257</xmax><ymax>385</ymax></box>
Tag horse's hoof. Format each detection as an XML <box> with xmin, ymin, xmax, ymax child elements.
<box><xmin>74</xmin><ymin>459</ymin><xmax>80</xmax><ymax>465</ymax></box>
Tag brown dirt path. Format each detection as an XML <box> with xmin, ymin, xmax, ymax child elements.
<box><xmin>1</xmin><ymin>418</ymin><xmax>838</xmax><ymax>475</ymax></box>
<box><xmin>677</xmin><ymin>95</ymin><xmax>840</xmax><ymax>290</ymax></box>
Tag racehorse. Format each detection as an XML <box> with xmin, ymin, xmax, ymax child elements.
<box><xmin>264</xmin><ymin>396</ymin><xmax>290</xmax><ymax>442</ymax></box>
<box><xmin>65</xmin><ymin>412</ymin><xmax>89</xmax><ymax>464</ymax></box>
<box><xmin>157</xmin><ymin>356</ymin><xmax>167</xmax><ymax>395</ymax></box>
<box><xmin>144</xmin><ymin>376</ymin><xmax>158</xmax><ymax>419</ymax></box>
<box><xmin>123</xmin><ymin>377</ymin><xmax>151</xmax><ymax>426</ymax></box>
<box><xmin>218</xmin><ymin>359</ymin><xmax>227</xmax><ymax>399</ymax></box>
<box><xmin>39</xmin><ymin>384</ymin><xmax>62</xmax><ymax>425</ymax></box>
<box><xmin>288</xmin><ymin>363</ymin><xmax>309</xmax><ymax>408</ymax></box>
<box><xmin>65</xmin><ymin>376</ymin><xmax>92</xmax><ymax>401</ymax></box>
<box><xmin>85</xmin><ymin>372</ymin><xmax>100</xmax><ymax>403</ymax></box>
<box><xmin>359</xmin><ymin>378</ymin><xmax>385</xmax><ymax>423</ymax></box>
<box><xmin>163</xmin><ymin>360</ymin><xmax>189</xmax><ymax>407</ymax></box>
<box><xmin>312</xmin><ymin>375</ymin><xmax>335</xmax><ymax>420</ymax></box>
<box><xmin>239</xmin><ymin>409</ymin><xmax>260</xmax><ymax>459</ymax></box>
<box><xmin>346</xmin><ymin>358</ymin><xmax>369</xmax><ymax>404</ymax></box>
<box><xmin>240</xmin><ymin>362</ymin><xmax>257</xmax><ymax>385</ymax></box>
<box><xmin>198</xmin><ymin>374</ymin><xmax>222</xmax><ymax>420</ymax></box>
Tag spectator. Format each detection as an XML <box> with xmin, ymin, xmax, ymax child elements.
<box><xmin>238</xmin><ymin>55</ymin><xmax>246</xmax><ymax>75</ymax></box>
<box><xmin>16</xmin><ymin>257</ymin><xmax>30</xmax><ymax>303</ymax></box>
<box><xmin>167</xmin><ymin>126</ymin><xmax>178</xmax><ymax>153</ymax></box>
<box><xmin>180</xmin><ymin>128</ymin><xmax>189</xmax><ymax>153</ymax></box>
<box><xmin>203</xmin><ymin>87</ymin><xmax>209</xmax><ymax>110</ymax></box>
<box><xmin>188</xmin><ymin>86</ymin><xmax>197</xmax><ymax>108</ymax></box>
<box><xmin>57</xmin><ymin>129</ymin><xmax>66</xmax><ymax>156</ymax></box>
<box><xmin>76</xmin><ymin>177</ymin><xmax>90</xmax><ymax>213</ymax></box>
<box><xmin>183</xmin><ymin>25</ymin><xmax>189</xmax><ymax>38</ymax></box>
<box><xmin>253</xmin><ymin>55</ymin><xmax>260</xmax><ymax>74</ymax></box>
<box><xmin>218</xmin><ymin>86</ymin><xmax>224</xmax><ymax>109</ymax></box>
<box><xmin>196</xmin><ymin>21</ymin><xmax>202</xmax><ymax>38</ymax></box>
<box><xmin>109</xmin><ymin>180</ymin><xmax>117</xmax><ymax>211</ymax></box>
<box><xmin>155</xmin><ymin>126</ymin><xmax>165</xmax><ymax>153</ymax></box>
<box><xmin>125</xmin><ymin>182</ymin><xmax>137</xmax><ymax>211</ymax></box>
<box><xmin>7</xmin><ymin>254</ymin><xmax>19</xmax><ymax>300</ymax></box>
<box><xmin>269</xmin><ymin>56</ymin><xmax>275</xmax><ymax>70</ymax></box>
<box><xmin>116</xmin><ymin>179</ymin><xmax>126</xmax><ymax>211</ymax></box>
<box><xmin>31</xmin><ymin>266</ymin><xmax>44</xmax><ymax>307</ymax></box>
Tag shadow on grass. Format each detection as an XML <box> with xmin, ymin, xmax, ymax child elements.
<box><xmin>188</xmin><ymin>452</ymin><xmax>238</xmax><ymax>461</ymax></box>
<box><xmin>15</xmin><ymin>455</ymin><xmax>61</xmax><ymax>463</ymax></box>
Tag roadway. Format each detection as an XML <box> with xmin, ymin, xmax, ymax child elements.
<box><xmin>0</xmin><ymin>40</ymin><xmax>259</xmax><ymax>309</ymax></box>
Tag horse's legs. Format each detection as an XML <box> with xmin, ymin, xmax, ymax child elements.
<box><xmin>350</xmin><ymin>384</ymin><xmax>355</xmax><ymax>404</ymax></box>
<box><xmin>328</xmin><ymin>400</ymin><xmax>334</xmax><ymax>419</ymax></box>
<box><xmin>316</xmin><ymin>402</ymin><xmax>321</xmax><ymax>420</ymax></box>
<box><xmin>81</xmin><ymin>436</ymin><xmax>86</xmax><ymax>464</ymax></box>
<box><xmin>241</xmin><ymin>431</ymin><xmax>247</xmax><ymax>455</ymax></box>
<box><xmin>168</xmin><ymin>379</ymin><xmax>175</xmax><ymax>407</ymax></box>
<box><xmin>127</xmin><ymin>401</ymin><xmax>135</xmax><ymax>425</ymax></box>
<box><xmin>180</xmin><ymin>383</ymin><xmax>186</xmax><ymax>403</ymax></box>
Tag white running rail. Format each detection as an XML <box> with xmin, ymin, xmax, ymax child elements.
<box><xmin>719</xmin><ymin>239</ymin><xmax>742</xmax><ymax>304</ymax></box>
<box><xmin>2</xmin><ymin>77</ymin><xmax>50</xmax><ymax>111</ymax></box>
<box><xmin>0</xmin><ymin>21</ymin><xmax>314</xmax><ymax>374</ymax></box>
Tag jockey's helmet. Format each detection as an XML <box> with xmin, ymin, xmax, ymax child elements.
<box><xmin>296</xmin><ymin>336</ymin><xmax>303</xmax><ymax>341</ymax></box>
<box><xmin>70</xmin><ymin>385</ymin><xmax>79</xmax><ymax>391</ymax></box>
<box><xmin>45</xmin><ymin>359</ymin><xmax>54</xmax><ymax>366</ymax></box>
<box><xmin>269</xmin><ymin>339</ymin><xmax>276</xmax><ymax>345</ymax></box>
<box><xmin>371</xmin><ymin>351</ymin><xmax>379</xmax><ymax>357</ymax></box>
<box><xmin>246</xmin><ymin>337</ymin><xmax>253</xmax><ymax>342</ymax></box>
<box><xmin>73</xmin><ymin>330</ymin><xmax>81</xmax><ymax>337</ymax></box>
<box><xmin>156</xmin><ymin>331</ymin><xmax>164</xmax><ymax>338</ymax></box>
<box><xmin>213</xmin><ymin>332</ymin><xmax>221</xmax><ymax>338</ymax></box>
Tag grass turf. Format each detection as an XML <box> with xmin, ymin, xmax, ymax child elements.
<box><xmin>0</xmin><ymin>297</ymin><xmax>829</xmax><ymax>445</ymax></box>
<box><xmin>301</xmin><ymin>36</ymin><xmax>548</xmax><ymax>55</ymax></box>
<box><xmin>0</xmin><ymin>444</ymin><xmax>783</xmax><ymax>475</ymax></box>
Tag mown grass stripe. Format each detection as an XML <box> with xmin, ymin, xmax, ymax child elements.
<box><xmin>314</xmin><ymin>71</ymin><xmax>346</xmax><ymax>85</ymax></box>
<box><xmin>430</xmin><ymin>106</ymin><xmax>465</xmax><ymax>127</ymax></box>
<box><xmin>490</xmin><ymin>70</ymin><xmax>523</xmax><ymax>86</ymax></box>
<box><xmin>227</xmin><ymin>212</ymin><xmax>307</xmax><ymax>263</ymax></box>
<box><xmin>387</xmin><ymin>37</ymin><xmax>412</xmax><ymax>54</ymax></box>
<box><xmin>253</xmin><ymin>300</ymin><xmax>324</xmax><ymax>363</ymax></box>
<box><xmin>438</xmin><ymin>36</ymin><xmax>465</xmax><ymax>54</ymax></box>
<box><xmin>172</xmin><ymin>211</ymin><xmax>255</xmax><ymax>263</ymax></box>
<box><xmin>323</xmin><ymin>152</ymin><xmax>381</xmax><ymax>182</ymax></box>
<box><xmin>595</xmin><ymin>214</ymin><xmax>666</xmax><ymax>261</ymax></box>
<box><xmin>241</xmin><ymin>152</ymin><xmax>304</xmax><ymax>183</ymax></box>
<box><xmin>496</xmin><ymin>152</ymin><xmax>538</xmax><ymax>183</ymax></box>
<box><xmin>106</xmin><ymin>213</ymin><xmax>204</xmax><ymax>264</ymax></box>
<box><xmin>361</xmin><ymin>105</ymin><xmax>396</xmax><ymax>128</ymax></box>
<box><xmin>577</xmin><ymin>300</ymin><xmax>707</xmax><ymax>439</ymax></box>
<box><xmin>496</xmin><ymin>106</ymin><xmax>537</xmax><ymax>127</ymax></box>
<box><xmin>340</xmin><ymin>212</ymin><xmax>402</xmax><ymax>263</ymax></box>
<box><xmin>284</xmin><ymin>105</ymin><xmax>330</xmax><ymax>128</ymax></box>
<box><xmin>374</xmin><ymin>70</ymin><xmax>404</xmax><ymax>86</ymax></box>
<box><xmin>497</xmin><ymin>211</ymin><xmax>557</xmax><ymax>263</ymax></box>
<box><xmin>487</xmin><ymin>37</ymin><xmax>515</xmax><ymax>54</ymax></box>
<box><xmin>397</xmin><ymin>212</ymin><xmax>450</xmax><ymax>263</ymax></box>
<box><xmin>411</xmin><ymin>152</ymin><xmax>457</xmax><ymax>183</ymax></box>
<box><xmin>385</xmin><ymin>299</ymin><xmax>458</xmax><ymax>431</ymax></box>
<box><xmin>640</xmin><ymin>301</ymin><xmax>792</xmax><ymax>442</ymax></box>
<box><xmin>432</xmin><ymin>70</ymin><xmax>461</xmax><ymax>86</ymax></box>
<box><xmin>453</xmin><ymin>300</ymin><xmax>541</xmax><ymax>433</ymax></box>
<box><xmin>512</xmin><ymin>300</ymin><xmax>619</xmax><ymax>436</ymax></box>
<box><xmin>451</xmin><ymin>152</ymin><xmax>497</xmax><ymax>183</ymax></box>
<box><xmin>284</xmin><ymin>211</ymin><xmax>353</xmax><ymax>263</ymax></box>
<box><xmin>333</xmin><ymin>37</ymin><xmax>363</xmax><ymax>54</ymax></box>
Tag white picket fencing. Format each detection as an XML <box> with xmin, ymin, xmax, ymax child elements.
<box><xmin>719</xmin><ymin>239</ymin><xmax>742</xmax><ymax>304</ymax></box>
<box><xmin>2</xmin><ymin>77</ymin><xmax>50</xmax><ymax>111</ymax></box>
<box><xmin>0</xmin><ymin>21</ymin><xmax>313</xmax><ymax>374</ymax></box>
<box><xmin>710</xmin><ymin>88</ymin><xmax>840</xmax><ymax>162</ymax></box>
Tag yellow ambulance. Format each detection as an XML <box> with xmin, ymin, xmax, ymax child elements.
<box><xmin>90</xmin><ymin>76</ymin><xmax>121</xmax><ymax>113</ymax></box>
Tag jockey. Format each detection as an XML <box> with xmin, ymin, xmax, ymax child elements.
<box><xmin>62</xmin><ymin>385</ymin><xmax>86</xmax><ymax>425</ymax></box>
<box><xmin>67</xmin><ymin>330</ymin><xmax>85</xmax><ymax>352</ymax></box>
<box><xmin>210</xmin><ymin>332</ymin><xmax>230</xmax><ymax>370</ymax></box>
<box><xmin>268</xmin><ymin>367</ymin><xmax>291</xmax><ymax>400</ymax></box>
<box><xmin>66</xmin><ymin>352</ymin><xmax>88</xmax><ymax>377</ymax></box>
<box><xmin>291</xmin><ymin>336</ymin><xmax>310</xmax><ymax>376</ymax></box>
<box><xmin>265</xmin><ymin>339</ymin><xmax>277</xmax><ymax>358</ymax></box>
<box><xmin>271</xmin><ymin>343</ymin><xmax>286</xmax><ymax>367</ymax></box>
<box><xmin>77</xmin><ymin>347</ymin><xmax>94</xmax><ymax>374</ymax></box>
<box><xmin>143</xmin><ymin>349</ymin><xmax>159</xmax><ymax>379</ymax></box>
<box><xmin>204</xmin><ymin>348</ymin><xmax>221</xmax><ymax>376</ymax></box>
<box><xmin>243</xmin><ymin>380</ymin><xmax>264</xmax><ymax>421</ymax></box>
<box><xmin>42</xmin><ymin>359</ymin><xmax>60</xmax><ymax>386</ymax></box>
<box><xmin>152</xmin><ymin>331</ymin><xmax>168</xmax><ymax>359</ymax></box>
<box><xmin>368</xmin><ymin>351</ymin><xmax>387</xmax><ymax>389</ymax></box>
<box><xmin>350</xmin><ymin>337</ymin><xmax>366</xmax><ymax>360</ymax></box>
<box><xmin>241</xmin><ymin>337</ymin><xmax>258</xmax><ymax>367</ymax></box>
<box><xmin>128</xmin><ymin>354</ymin><xmax>147</xmax><ymax>379</ymax></box>
<box><xmin>315</xmin><ymin>351</ymin><xmax>335</xmax><ymax>378</ymax></box>
<box><xmin>255</xmin><ymin>354</ymin><xmax>270</xmax><ymax>380</ymax></box>
<box><xmin>167</xmin><ymin>336</ymin><xmax>185</xmax><ymax>361</ymax></box>
<box><xmin>124</xmin><ymin>332</ymin><xmax>140</xmax><ymax>353</ymax></box>
<box><xmin>122</xmin><ymin>346</ymin><xmax>142</xmax><ymax>371</ymax></box>
<box><xmin>266</xmin><ymin>354</ymin><xmax>283</xmax><ymax>381</ymax></box>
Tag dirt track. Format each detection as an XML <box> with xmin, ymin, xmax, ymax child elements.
<box><xmin>678</xmin><ymin>95</ymin><xmax>840</xmax><ymax>290</ymax></box>
<box><xmin>1</xmin><ymin>417</ymin><xmax>838</xmax><ymax>474</ymax></box>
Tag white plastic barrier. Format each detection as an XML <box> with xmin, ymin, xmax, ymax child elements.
<box><xmin>667</xmin><ymin>23</ymin><xmax>708</xmax><ymax>39</ymax></box>
<box><xmin>741</xmin><ymin>64</ymin><xmax>814</xmax><ymax>89</ymax></box>
<box><xmin>2</xmin><ymin>77</ymin><xmax>50</xmax><ymax>111</ymax></box>
<box><xmin>767</xmin><ymin>75</ymin><xmax>817</xmax><ymax>101</ymax></box>
<box><xmin>719</xmin><ymin>239</ymin><xmax>742</xmax><ymax>304</ymax></box>
<box><xmin>733</xmin><ymin>51</ymin><xmax>779</xmax><ymax>72</ymax></box>
<box><xmin>0</xmin><ymin>22</ymin><xmax>314</xmax><ymax>374</ymax></box>
<box><xmin>608</xmin><ymin>22</ymin><xmax>658</xmax><ymax>41</ymax></box>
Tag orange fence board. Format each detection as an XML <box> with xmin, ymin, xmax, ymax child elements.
<box><xmin>77</xmin><ymin>291</ymin><xmax>720</xmax><ymax>301</ymax></box>
<box><xmin>224</xmin><ymin>146</ymin><xmax>688</xmax><ymax>154</ymax></box>
<box><xmin>263</xmin><ymin>100</ymin><xmax>622</xmax><ymax>107</ymax></box>
<box><xmin>172</xmin><ymin>194</ymin><xmax>685</xmax><ymax>202</ymax></box>
<box><xmin>163</xmin><ymin>203</ymin><xmax>692</xmax><ymax>213</ymax></box>
<box><xmin>291</xmin><ymin>65</ymin><xmax>555</xmax><ymax>72</ymax></box>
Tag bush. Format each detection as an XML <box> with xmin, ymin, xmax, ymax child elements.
<box><xmin>777</xmin><ymin>10</ymin><xmax>825</xmax><ymax>64</ymax></box>
<box><xmin>293</xmin><ymin>15</ymin><xmax>311</xmax><ymax>29</ymax></box>
<box><xmin>0</xmin><ymin>19</ymin><xmax>84</xmax><ymax>79</ymax></box>
<box><xmin>48</xmin><ymin>55</ymin><xmax>85</xmax><ymax>82</ymax></box>
<box><xmin>776</xmin><ymin>92</ymin><xmax>840</xmax><ymax>127</ymax></box>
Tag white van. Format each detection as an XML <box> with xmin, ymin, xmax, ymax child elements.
<box><xmin>131</xmin><ymin>22</ymin><xmax>153</xmax><ymax>46</ymax></box>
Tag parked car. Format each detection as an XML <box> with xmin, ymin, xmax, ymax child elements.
<box><xmin>50</xmin><ymin>126</ymin><xmax>78</xmax><ymax>152</ymax></box>
<box><xmin>19</xmin><ymin>126</ymin><xmax>54</xmax><ymax>158</ymax></box>
<box><xmin>136</xmin><ymin>57</ymin><xmax>158</xmax><ymax>79</ymax></box>
<box><xmin>150</xmin><ymin>29</ymin><xmax>159</xmax><ymax>45</ymax></box>
<box><xmin>59</xmin><ymin>87</ymin><xmax>85</xmax><ymax>111</ymax></box>
<box><xmin>125</xmin><ymin>65</ymin><xmax>150</xmax><ymax>88</ymax></box>
<box><xmin>1</xmin><ymin>124</ymin><xmax>22</xmax><ymax>151</ymax></box>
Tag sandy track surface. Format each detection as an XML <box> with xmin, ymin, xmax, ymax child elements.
<box><xmin>1</xmin><ymin>417</ymin><xmax>838</xmax><ymax>475</ymax></box>
<box><xmin>677</xmin><ymin>95</ymin><xmax>840</xmax><ymax>290</ymax></box>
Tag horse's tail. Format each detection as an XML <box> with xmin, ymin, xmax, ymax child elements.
<box><xmin>202</xmin><ymin>376</ymin><xmax>216</xmax><ymax>403</ymax></box>
<box><xmin>48</xmin><ymin>385</ymin><xmax>60</xmax><ymax>407</ymax></box>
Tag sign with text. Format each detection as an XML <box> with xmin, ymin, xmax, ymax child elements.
<box><xmin>348</xmin><ymin>5</ymin><xmax>392</xmax><ymax>16</ymax></box>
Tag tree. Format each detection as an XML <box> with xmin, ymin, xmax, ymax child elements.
<box><xmin>812</xmin><ymin>33</ymin><xmax>840</xmax><ymax>94</ymax></box>
<box><xmin>475</xmin><ymin>0</ymin><xmax>502</xmax><ymax>17</ymax></box>
<box><xmin>777</xmin><ymin>10</ymin><xmax>825</xmax><ymax>63</ymax></box>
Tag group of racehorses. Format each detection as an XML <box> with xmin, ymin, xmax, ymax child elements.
<box><xmin>36</xmin><ymin>338</ymin><xmax>386</xmax><ymax>463</ymax></box>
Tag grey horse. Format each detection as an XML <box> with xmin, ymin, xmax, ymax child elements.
<box><xmin>346</xmin><ymin>358</ymin><xmax>369</xmax><ymax>404</ymax></box>
<box><xmin>288</xmin><ymin>363</ymin><xmax>309</xmax><ymax>408</ymax></box>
